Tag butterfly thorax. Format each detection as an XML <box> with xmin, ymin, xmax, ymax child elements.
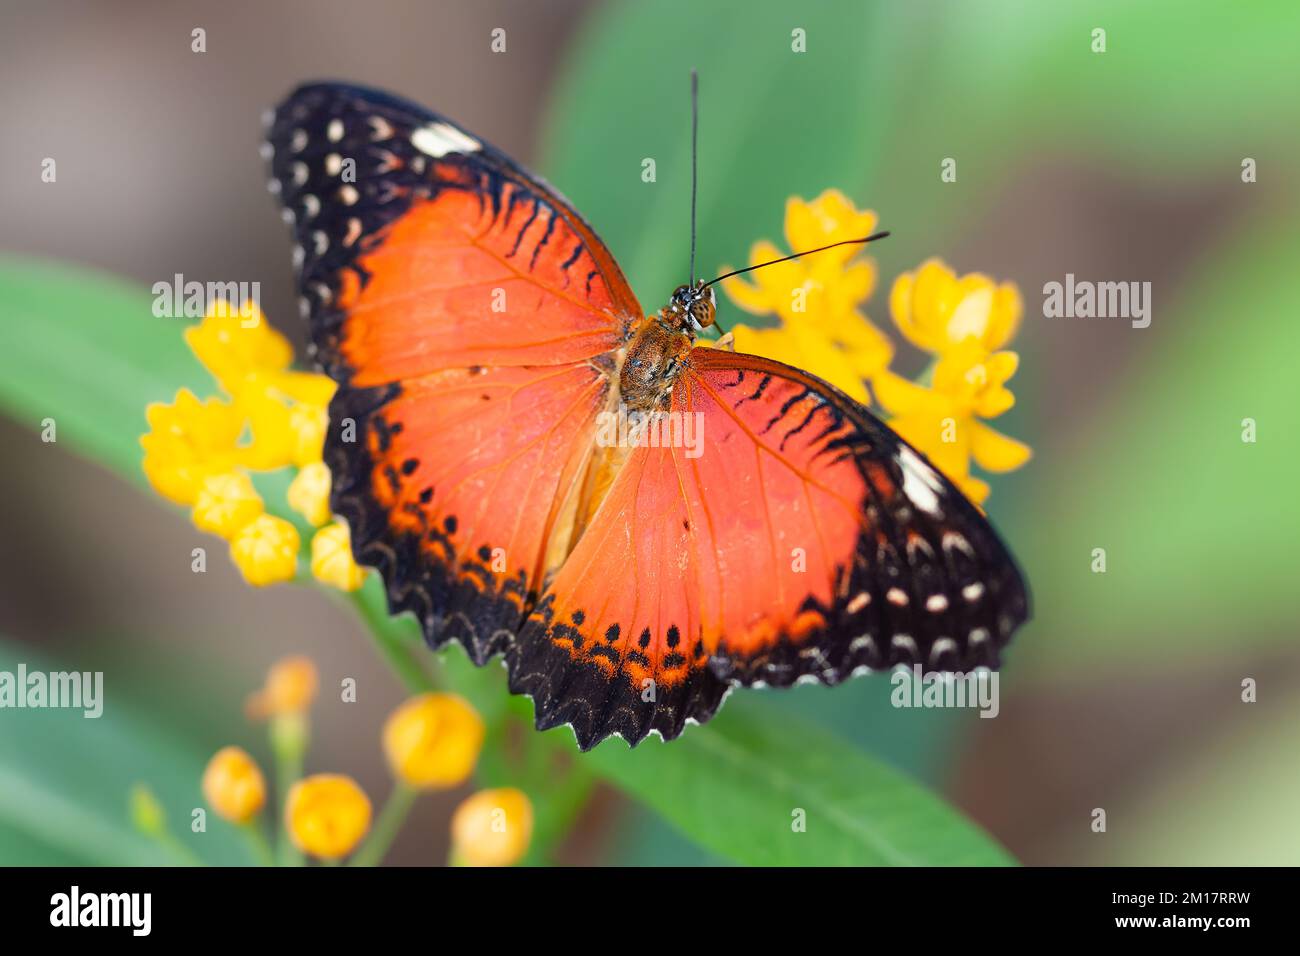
<box><xmin>617</xmin><ymin>282</ymin><xmax>716</xmax><ymax>411</ymax></box>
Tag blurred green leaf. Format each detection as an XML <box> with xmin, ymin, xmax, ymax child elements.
<box><xmin>541</xmin><ymin>0</ymin><xmax>909</xmax><ymax>309</ymax></box>
<box><xmin>544</xmin><ymin>0</ymin><xmax>1300</xmax><ymax>293</ymax></box>
<box><xmin>0</xmin><ymin>257</ymin><xmax>208</xmax><ymax>486</ymax></box>
<box><xmin>1013</xmin><ymin>221</ymin><xmax>1300</xmax><ymax>671</ymax></box>
<box><xmin>0</xmin><ymin>638</ymin><xmax>252</xmax><ymax>865</ymax></box>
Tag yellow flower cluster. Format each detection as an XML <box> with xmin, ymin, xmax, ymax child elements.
<box><xmin>718</xmin><ymin>189</ymin><xmax>1031</xmax><ymax>505</ymax></box>
<box><xmin>140</xmin><ymin>300</ymin><xmax>364</xmax><ymax>588</ymax></box>
<box><xmin>721</xmin><ymin>191</ymin><xmax>891</xmax><ymax>404</ymax></box>
<box><xmin>131</xmin><ymin>657</ymin><xmax>533</xmax><ymax>866</ymax></box>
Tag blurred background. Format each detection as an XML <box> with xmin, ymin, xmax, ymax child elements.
<box><xmin>0</xmin><ymin>0</ymin><xmax>1296</xmax><ymax>866</ymax></box>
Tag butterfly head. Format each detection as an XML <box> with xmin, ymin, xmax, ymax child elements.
<box><xmin>666</xmin><ymin>281</ymin><xmax>716</xmax><ymax>333</ymax></box>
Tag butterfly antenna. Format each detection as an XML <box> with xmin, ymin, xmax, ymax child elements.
<box><xmin>689</xmin><ymin>68</ymin><xmax>700</xmax><ymax>286</ymax></box>
<box><xmin>705</xmin><ymin>231</ymin><xmax>892</xmax><ymax>287</ymax></box>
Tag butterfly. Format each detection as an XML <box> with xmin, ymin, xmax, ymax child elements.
<box><xmin>264</xmin><ymin>82</ymin><xmax>1029</xmax><ymax>750</ymax></box>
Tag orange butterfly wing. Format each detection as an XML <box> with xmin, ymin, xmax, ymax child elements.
<box><xmin>509</xmin><ymin>347</ymin><xmax>1029</xmax><ymax>748</ymax></box>
<box><xmin>268</xmin><ymin>83</ymin><xmax>1030</xmax><ymax>750</ymax></box>
<box><xmin>266</xmin><ymin>83</ymin><xmax>641</xmax><ymax>662</ymax></box>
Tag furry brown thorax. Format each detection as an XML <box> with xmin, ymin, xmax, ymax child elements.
<box><xmin>617</xmin><ymin>282</ymin><xmax>716</xmax><ymax>411</ymax></box>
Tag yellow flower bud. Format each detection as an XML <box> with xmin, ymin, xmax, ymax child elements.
<box><xmin>288</xmin><ymin>402</ymin><xmax>329</xmax><ymax>466</ymax></box>
<box><xmin>310</xmin><ymin>522</ymin><xmax>366</xmax><ymax>592</ymax></box>
<box><xmin>288</xmin><ymin>461</ymin><xmax>333</xmax><ymax>527</ymax></box>
<box><xmin>191</xmin><ymin>471</ymin><xmax>264</xmax><ymax>538</ymax></box>
<box><xmin>129</xmin><ymin>783</ymin><xmax>166</xmax><ymax>837</ymax></box>
<box><xmin>229</xmin><ymin>514</ymin><xmax>300</xmax><ymax>586</ymax></box>
<box><xmin>450</xmin><ymin>788</ymin><xmax>533</xmax><ymax>867</ymax></box>
<box><xmin>285</xmin><ymin>774</ymin><xmax>372</xmax><ymax>860</ymax></box>
<box><xmin>382</xmin><ymin>693</ymin><xmax>485</xmax><ymax>789</ymax></box>
<box><xmin>201</xmin><ymin>746</ymin><xmax>267</xmax><ymax>824</ymax></box>
<box><xmin>246</xmin><ymin>655</ymin><xmax>318</xmax><ymax>719</ymax></box>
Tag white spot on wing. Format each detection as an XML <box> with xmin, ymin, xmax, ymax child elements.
<box><xmin>411</xmin><ymin>122</ymin><xmax>481</xmax><ymax>158</ymax></box>
<box><xmin>898</xmin><ymin>445</ymin><xmax>943</xmax><ymax>516</ymax></box>
<box><xmin>929</xmin><ymin>637</ymin><xmax>958</xmax><ymax>664</ymax></box>
<box><xmin>343</xmin><ymin>217</ymin><xmax>362</xmax><ymax>247</ymax></box>
<box><xmin>891</xmin><ymin>634</ymin><xmax>918</xmax><ymax>658</ymax></box>
<box><xmin>846</xmin><ymin>591</ymin><xmax>871</xmax><ymax>614</ymax></box>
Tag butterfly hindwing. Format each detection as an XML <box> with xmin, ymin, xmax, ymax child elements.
<box><xmin>686</xmin><ymin>349</ymin><xmax>1029</xmax><ymax>685</ymax></box>
<box><xmin>508</xmin><ymin>347</ymin><xmax>1029</xmax><ymax>748</ymax></box>
<box><xmin>265</xmin><ymin>83</ymin><xmax>642</xmax><ymax>663</ymax></box>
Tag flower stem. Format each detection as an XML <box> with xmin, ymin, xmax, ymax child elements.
<box><xmin>270</xmin><ymin>712</ymin><xmax>308</xmax><ymax>866</ymax></box>
<box><xmin>241</xmin><ymin>821</ymin><xmax>276</xmax><ymax>867</ymax></box>
<box><xmin>349</xmin><ymin>783</ymin><xmax>417</xmax><ymax>867</ymax></box>
<box><xmin>343</xmin><ymin>585</ymin><xmax>438</xmax><ymax>693</ymax></box>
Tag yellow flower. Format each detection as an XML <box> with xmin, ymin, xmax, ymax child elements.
<box><xmin>140</xmin><ymin>389</ymin><xmax>244</xmax><ymax>505</ymax></box>
<box><xmin>874</xmin><ymin>340</ymin><xmax>1031</xmax><ymax>505</ymax></box>
<box><xmin>718</xmin><ymin>190</ymin><xmax>892</xmax><ymax>399</ymax></box>
<box><xmin>288</xmin><ymin>402</ymin><xmax>330</xmax><ymax>466</ymax></box>
<box><xmin>246</xmin><ymin>655</ymin><xmax>319</xmax><ymax>720</ymax></box>
<box><xmin>191</xmin><ymin>471</ymin><xmax>264</xmax><ymax>538</ymax></box>
<box><xmin>184</xmin><ymin>300</ymin><xmax>294</xmax><ymax>397</ymax></box>
<box><xmin>285</xmin><ymin>774</ymin><xmax>372</xmax><ymax>860</ymax></box>
<box><xmin>288</xmin><ymin>461</ymin><xmax>333</xmax><ymax>527</ymax></box>
<box><xmin>201</xmin><ymin>746</ymin><xmax>267</xmax><ymax>824</ymax></box>
<box><xmin>889</xmin><ymin>258</ymin><xmax>1022</xmax><ymax>355</ymax></box>
<box><xmin>382</xmin><ymin>693</ymin><xmax>485</xmax><ymax>789</ymax></box>
<box><xmin>450</xmin><ymin>787</ymin><xmax>533</xmax><ymax>867</ymax></box>
<box><xmin>184</xmin><ymin>300</ymin><xmax>337</xmax><ymax>473</ymax></box>
<box><xmin>234</xmin><ymin>392</ymin><xmax>297</xmax><ymax>472</ymax></box>
<box><xmin>722</xmin><ymin>190</ymin><xmax>880</xmax><ymax>329</ymax></box>
<box><xmin>310</xmin><ymin>522</ymin><xmax>366</xmax><ymax>591</ymax></box>
<box><xmin>229</xmin><ymin>514</ymin><xmax>300</xmax><ymax>586</ymax></box>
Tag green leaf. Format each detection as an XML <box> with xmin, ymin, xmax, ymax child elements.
<box><xmin>0</xmin><ymin>638</ymin><xmax>253</xmax><ymax>865</ymax></box>
<box><xmin>0</xmin><ymin>256</ymin><xmax>209</xmax><ymax>485</ymax></box>
<box><xmin>584</xmin><ymin>697</ymin><xmax>1012</xmax><ymax>866</ymax></box>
